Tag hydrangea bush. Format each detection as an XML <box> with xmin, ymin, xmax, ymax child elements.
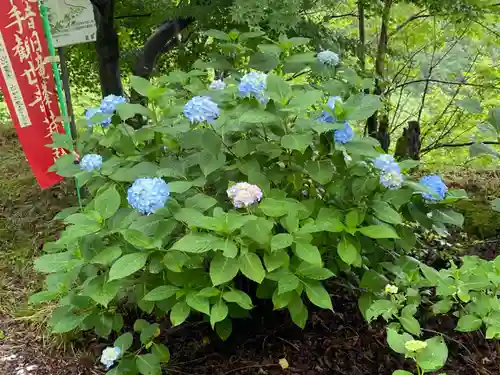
<box><xmin>31</xmin><ymin>31</ymin><xmax>493</xmax><ymax>375</ymax></box>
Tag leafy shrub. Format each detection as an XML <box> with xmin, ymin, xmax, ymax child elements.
<box><xmin>31</xmin><ymin>30</ymin><xmax>487</xmax><ymax>375</ymax></box>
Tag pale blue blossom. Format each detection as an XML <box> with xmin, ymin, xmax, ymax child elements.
<box><xmin>317</xmin><ymin>50</ymin><xmax>340</xmax><ymax>66</ymax></box>
<box><xmin>209</xmin><ymin>79</ymin><xmax>226</xmax><ymax>90</ymax></box>
<box><xmin>85</xmin><ymin>107</ymin><xmax>111</xmax><ymax>127</ymax></box>
<box><xmin>334</xmin><ymin>122</ymin><xmax>354</xmax><ymax>144</ymax></box>
<box><xmin>184</xmin><ymin>96</ymin><xmax>220</xmax><ymax>123</ymax></box>
<box><xmin>100</xmin><ymin>95</ymin><xmax>127</xmax><ymax>114</ymax></box>
<box><xmin>100</xmin><ymin>346</ymin><xmax>121</xmax><ymax>369</ymax></box>
<box><xmin>127</xmin><ymin>178</ymin><xmax>170</xmax><ymax>215</ymax></box>
<box><xmin>239</xmin><ymin>72</ymin><xmax>268</xmax><ymax>103</ymax></box>
<box><xmin>380</xmin><ymin>170</ymin><xmax>404</xmax><ymax>190</ymax></box>
<box><xmin>79</xmin><ymin>154</ymin><xmax>102</xmax><ymax>172</ymax></box>
<box><xmin>373</xmin><ymin>154</ymin><xmax>400</xmax><ymax>173</ymax></box>
<box><xmin>419</xmin><ymin>175</ymin><xmax>448</xmax><ymax>201</ymax></box>
<box><xmin>317</xmin><ymin>96</ymin><xmax>342</xmax><ymax>123</ymax></box>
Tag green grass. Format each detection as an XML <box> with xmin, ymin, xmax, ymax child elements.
<box><xmin>0</xmin><ymin>127</ymin><xmax>75</xmax><ymax>324</ymax></box>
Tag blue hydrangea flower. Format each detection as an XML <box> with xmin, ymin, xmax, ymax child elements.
<box><xmin>334</xmin><ymin>122</ymin><xmax>354</xmax><ymax>144</ymax></box>
<box><xmin>239</xmin><ymin>72</ymin><xmax>268</xmax><ymax>104</ymax></box>
<box><xmin>317</xmin><ymin>96</ymin><xmax>342</xmax><ymax>123</ymax></box>
<box><xmin>100</xmin><ymin>346</ymin><xmax>121</xmax><ymax>369</ymax></box>
<box><xmin>209</xmin><ymin>79</ymin><xmax>226</xmax><ymax>90</ymax></box>
<box><xmin>380</xmin><ymin>170</ymin><xmax>404</xmax><ymax>190</ymax></box>
<box><xmin>419</xmin><ymin>175</ymin><xmax>448</xmax><ymax>201</ymax></box>
<box><xmin>317</xmin><ymin>50</ymin><xmax>340</xmax><ymax>66</ymax></box>
<box><xmin>85</xmin><ymin>107</ymin><xmax>111</xmax><ymax>127</ymax></box>
<box><xmin>373</xmin><ymin>154</ymin><xmax>400</xmax><ymax>173</ymax></box>
<box><xmin>100</xmin><ymin>94</ymin><xmax>127</xmax><ymax>114</ymax></box>
<box><xmin>79</xmin><ymin>154</ymin><xmax>103</xmax><ymax>172</ymax></box>
<box><xmin>127</xmin><ymin>178</ymin><xmax>170</xmax><ymax>215</ymax></box>
<box><xmin>184</xmin><ymin>96</ymin><xmax>220</xmax><ymax>123</ymax></box>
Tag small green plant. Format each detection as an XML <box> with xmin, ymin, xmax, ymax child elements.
<box><xmin>31</xmin><ymin>30</ymin><xmax>473</xmax><ymax>374</ymax></box>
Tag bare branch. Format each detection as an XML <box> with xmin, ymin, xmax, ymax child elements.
<box><xmin>386</xmin><ymin>78</ymin><xmax>500</xmax><ymax>94</ymax></box>
<box><xmin>423</xmin><ymin>141</ymin><xmax>500</xmax><ymax>151</ymax></box>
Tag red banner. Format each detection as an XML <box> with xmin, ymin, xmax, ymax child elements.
<box><xmin>0</xmin><ymin>0</ymin><xmax>66</xmax><ymax>189</ymax></box>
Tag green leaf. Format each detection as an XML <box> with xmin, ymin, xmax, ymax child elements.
<box><xmin>359</xmin><ymin>225</ymin><xmax>399</xmax><ymax>239</ymax></box>
<box><xmin>257</xmin><ymin>43</ymin><xmax>282</xmax><ymax>55</ymax></box>
<box><xmin>210</xmin><ymin>254</ymin><xmax>240</xmax><ymax>286</ymax></box>
<box><xmin>259</xmin><ymin>198</ymin><xmax>289</xmax><ymax>217</ymax></box>
<box><xmin>386</xmin><ymin>326</ymin><xmax>413</xmax><ymax>354</ymax></box>
<box><xmin>248</xmin><ymin>52</ymin><xmax>280</xmax><ymax>71</ymax></box>
<box><xmin>223</xmin><ymin>289</ymin><xmax>253</xmax><ymax>310</ymax></box>
<box><xmin>239</xmin><ymin>253</ymin><xmax>266</xmax><ymax>283</ymax></box>
<box><xmin>114</xmin><ymin>332</ymin><xmax>133</xmax><ymax>353</ymax></box>
<box><xmin>151</xmin><ymin>343</ymin><xmax>170</xmax><ymax>363</ymax></box>
<box><xmin>213</xmin><ymin>237</ymin><xmax>239</xmax><ymax>258</ymax></box>
<box><xmin>115</xmin><ymin>103</ymin><xmax>153</xmax><ymax>121</ymax></box>
<box><xmin>140</xmin><ymin>323</ymin><xmax>160</xmax><ymax>345</ymax></box>
<box><xmin>91</xmin><ymin>246</ymin><xmax>122</xmax><ymax>265</ymax></box>
<box><xmin>487</xmin><ymin>107</ymin><xmax>500</xmax><ymax>132</ymax></box>
<box><xmin>432</xmin><ymin>209</ymin><xmax>464</xmax><ymax>227</ymax></box>
<box><xmin>170</xmin><ymin>301</ymin><xmax>190</xmax><ymax>326</ymax></box>
<box><xmin>241</xmin><ymin>217</ymin><xmax>274</xmax><ymax>244</ymax></box>
<box><xmin>278</xmin><ymin>273</ymin><xmax>300</xmax><ymax>294</ymax></box>
<box><xmin>168</xmin><ymin>181</ymin><xmax>193</xmax><ymax>194</ymax></box>
<box><xmin>264</xmin><ymin>251</ymin><xmax>289</xmax><ymax>272</ymax></box>
<box><xmin>371</xmin><ymin>201</ymin><xmax>403</xmax><ymax>225</ymax></box>
<box><xmin>432</xmin><ymin>299</ymin><xmax>453</xmax><ymax>315</ymax></box>
<box><xmin>288</xmin><ymin>90</ymin><xmax>323</xmax><ymax>111</ymax></box>
<box><xmin>415</xmin><ymin>337</ymin><xmax>448</xmax><ymax>372</ymax></box>
<box><xmin>34</xmin><ymin>252</ymin><xmax>77</xmax><ymax>273</ymax></box>
<box><xmin>108</xmin><ymin>253</ymin><xmax>149</xmax><ymax>281</ymax></box>
<box><xmin>52</xmin><ymin>313</ymin><xmax>89</xmax><ymax>333</ymax></box>
<box><xmin>304</xmin><ymin>160</ymin><xmax>334</xmax><ymax>184</ymax></box>
<box><xmin>144</xmin><ymin>285</ymin><xmax>180</xmax><ymax>301</ymax></box>
<box><xmin>303</xmin><ymin>280</ymin><xmax>332</xmax><ymax>310</ymax></box>
<box><xmin>293</xmin><ymin>242</ymin><xmax>322</xmax><ymax>266</ymax></box>
<box><xmin>392</xmin><ymin>370</ymin><xmax>413</xmax><ymax>375</ymax></box>
<box><xmin>210</xmin><ymin>300</ymin><xmax>228</xmax><ymax>328</ymax></box>
<box><xmin>360</xmin><ymin>270</ymin><xmax>389</xmax><ymax>293</ymax></box>
<box><xmin>185</xmin><ymin>194</ymin><xmax>217</xmax><ymax>212</ymax></box>
<box><xmin>491</xmin><ymin>198</ymin><xmax>500</xmax><ymax>212</ymax></box>
<box><xmin>281</xmin><ymin>133</ymin><xmax>313</xmax><ymax>154</ymax></box>
<box><xmin>136</xmin><ymin>354</ymin><xmax>161</xmax><ymax>375</ymax></box>
<box><xmin>295</xmin><ymin>263</ymin><xmax>335</xmax><ymax>280</ymax></box>
<box><xmin>205</xmin><ymin>29</ymin><xmax>230</xmax><ymax>40</ymax></box>
<box><xmin>367</xmin><ymin>300</ymin><xmax>397</xmax><ymax>322</ymax></box>
<box><xmin>456</xmin><ymin>98</ymin><xmax>482</xmax><ymax>114</ymax></box>
<box><xmin>271</xmin><ymin>233</ymin><xmax>293</xmax><ymax>251</ymax></box>
<box><xmin>171</xmin><ymin>233</ymin><xmax>220</xmax><ymax>253</ymax></box>
<box><xmin>266</xmin><ymin>74</ymin><xmax>292</xmax><ymax>103</ymax></box>
<box><xmin>399</xmin><ymin>306</ymin><xmax>421</xmax><ymax>336</ymax></box>
<box><xmin>122</xmin><ymin>229</ymin><xmax>155</xmax><ymax>249</ymax></box>
<box><xmin>239</xmin><ymin>30</ymin><xmax>265</xmax><ymax>41</ymax></box>
<box><xmin>337</xmin><ymin>234</ymin><xmax>358</xmax><ymax>265</ymax></box>
<box><xmin>186</xmin><ymin>293</ymin><xmax>211</xmax><ymax>315</ymax></box>
<box><xmin>345</xmin><ymin>94</ymin><xmax>382</xmax><ymax>121</ymax></box>
<box><xmin>456</xmin><ymin>315</ymin><xmax>482</xmax><ymax>332</ymax></box>
<box><xmin>287</xmin><ymin>293</ymin><xmax>308</xmax><ymax>328</ymax></box>
<box><xmin>238</xmin><ymin>109</ymin><xmax>279</xmax><ymax>124</ymax></box>
<box><xmin>83</xmin><ymin>276</ymin><xmax>119</xmax><ymax>307</ymax></box>
<box><xmin>215</xmin><ymin>319</ymin><xmax>232</xmax><ymax>341</ymax></box>
<box><xmin>28</xmin><ymin>291</ymin><xmax>59</xmax><ymax>304</ymax></box>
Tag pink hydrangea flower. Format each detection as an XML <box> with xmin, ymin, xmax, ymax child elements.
<box><xmin>227</xmin><ymin>182</ymin><xmax>263</xmax><ymax>208</ymax></box>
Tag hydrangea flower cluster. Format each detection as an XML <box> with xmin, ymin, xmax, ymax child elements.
<box><xmin>419</xmin><ymin>175</ymin><xmax>448</xmax><ymax>201</ymax></box>
<box><xmin>101</xmin><ymin>94</ymin><xmax>127</xmax><ymax>114</ymax></box>
<box><xmin>100</xmin><ymin>346</ymin><xmax>121</xmax><ymax>369</ymax></box>
<box><xmin>127</xmin><ymin>178</ymin><xmax>170</xmax><ymax>215</ymax></box>
<box><xmin>184</xmin><ymin>96</ymin><xmax>220</xmax><ymax>123</ymax></box>
<box><xmin>333</xmin><ymin>122</ymin><xmax>354</xmax><ymax>144</ymax></box>
<box><xmin>239</xmin><ymin>72</ymin><xmax>268</xmax><ymax>104</ymax></box>
<box><xmin>227</xmin><ymin>182</ymin><xmax>263</xmax><ymax>208</ymax></box>
<box><xmin>209</xmin><ymin>79</ymin><xmax>226</xmax><ymax>90</ymax></box>
<box><xmin>79</xmin><ymin>154</ymin><xmax>103</xmax><ymax>172</ymax></box>
<box><xmin>373</xmin><ymin>154</ymin><xmax>404</xmax><ymax>190</ymax></box>
<box><xmin>317</xmin><ymin>50</ymin><xmax>340</xmax><ymax>66</ymax></box>
<box><xmin>85</xmin><ymin>94</ymin><xmax>126</xmax><ymax>127</ymax></box>
<box><xmin>317</xmin><ymin>96</ymin><xmax>342</xmax><ymax>123</ymax></box>
<box><xmin>85</xmin><ymin>107</ymin><xmax>111</xmax><ymax>127</ymax></box>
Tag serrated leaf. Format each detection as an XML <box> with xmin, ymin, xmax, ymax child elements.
<box><xmin>239</xmin><ymin>253</ymin><xmax>265</xmax><ymax>283</ymax></box>
<box><xmin>210</xmin><ymin>253</ymin><xmax>240</xmax><ymax>286</ymax></box>
<box><xmin>371</xmin><ymin>201</ymin><xmax>403</xmax><ymax>225</ymax></box>
<box><xmin>281</xmin><ymin>133</ymin><xmax>313</xmax><ymax>154</ymax></box>
<box><xmin>108</xmin><ymin>253</ymin><xmax>149</xmax><ymax>281</ymax></box>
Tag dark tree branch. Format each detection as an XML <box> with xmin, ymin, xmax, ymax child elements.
<box><xmin>423</xmin><ymin>141</ymin><xmax>500</xmax><ymax>151</ymax></box>
<box><xmin>390</xmin><ymin>11</ymin><xmax>431</xmax><ymax>37</ymax></box>
<box><xmin>133</xmin><ymin>18</ymin><xmax>193</xmax><ymax>79</ymax></box>
<box><xmin>386</xmin><ymin>78</ymin><xmax>500</xmax><ymax>94</ymax></box>
<box><xmin>115</xmin><ymin>13</ymin><xmax>152</xmax><ymax>20</ymax></box>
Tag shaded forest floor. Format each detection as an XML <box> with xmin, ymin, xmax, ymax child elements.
<box><xmin>0</xmin><ymin>128</ymin><xmax>499</xmax><ymax>375</ymax></box>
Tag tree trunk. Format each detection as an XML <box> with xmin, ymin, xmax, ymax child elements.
<box><xmin>91</xmin><ymin>0</ymin><xmax>123</xmax><ymax>97</ymax></box>
<box><xmin>366</xmin><ymin>0</ymin><xmax>392</xmax><ymax>142</ymax></box>
<box><xmin>394</xmin><ymin>120</ymin><xmax>421</xmax><ymax>160</ymax></box>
